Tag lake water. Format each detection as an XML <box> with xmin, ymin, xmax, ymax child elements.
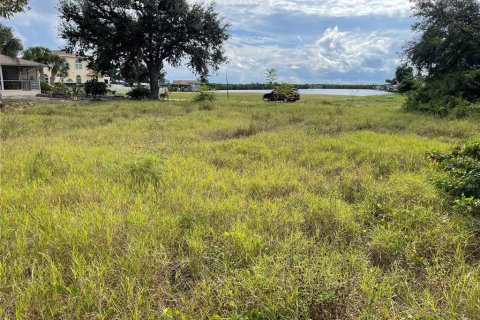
<box><xmin>217</xmin><ymin>89</ymin><xmax>390</xmax><ymax>96</ymax></box>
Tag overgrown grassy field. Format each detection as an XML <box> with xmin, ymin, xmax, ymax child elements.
<box><xmin>1</xmin><ymin>93</ymin><xmax>480</xmax><ymax>319</ymax></box>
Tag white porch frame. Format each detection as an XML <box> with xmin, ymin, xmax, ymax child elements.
<box><xmin>0</xmin><ymin>65</ymin><xmax>41</xmax><ymax>98</ymax></box>
<box><xmin>0</xmin><ymin>65</ymin><xmax>41</xmax><ymax>93</ymax></box>
<box><xmin>0</xmin><ymin>64</ymin><xmax>4</xmax><ymax>91</ymax></box>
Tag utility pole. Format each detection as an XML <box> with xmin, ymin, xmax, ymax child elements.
<box><xmin>226</xmin><ymin>70</ymin><xmax>229</xmax><ymax>99</ymax></box>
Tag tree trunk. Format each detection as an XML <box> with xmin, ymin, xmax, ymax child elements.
<box><xmin>39</xmin><ymin>68</ymin><xmax>46</xmax><ymax>83</ymax></box>
<box><xmin>50</xmin><ymin>69</ymin><xmax>57</xmax><ymax>84</ymax></box>
<box><xmin>147</xmin><ymin>61</ymin><xmax>162</xmax><ymax>99</ymax></box>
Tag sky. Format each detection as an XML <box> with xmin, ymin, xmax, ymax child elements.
<box><xmin>2</xmin><ymin>0</ymin><xmax>415</xmax><ymax>84</ymax></box>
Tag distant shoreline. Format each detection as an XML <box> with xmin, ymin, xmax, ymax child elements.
<box><xmin>216</xmin><ymin>88</ymin><xmax>392</xmax><ymax>96</ymax></box>
<box><xmin>209</xmin><ymin>83</ymin><xmax>386</xmax><ymax>91</ymax></box>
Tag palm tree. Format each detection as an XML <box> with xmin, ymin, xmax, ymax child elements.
<box><xmin>49</xmin><ymin>55</ymin><xmax>69</xmax><ymax>84</ymax></box>
<box><xmin>22</xmin><ymin>46</ymin><xmax>52</xmax><ymax>82</ymax></box>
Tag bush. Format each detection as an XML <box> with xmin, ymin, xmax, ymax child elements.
<box><xmin>67</xmin><ymin>86</ymin><xmax>84</xmax><ymax>101</ymax></box>
<box><xmin>429</xmin><ymin>139</ymin><xmax>480</xmax><ymax>216</ymax></box>
<box><xmin>52</xmin><ymin>82</ymin><xmax>68</xmax><ymax>95</ymax></box>
<box><xmin>84</xmin><ymin>79</ymin><xmax>107</xmax><ymax>99</ymax></box>
<box><xmin>405</xmin><ymin>71</ymin><xmax>480</xmax><ymax>117</ymax></box>
<box><xmin>405</xmin><ymin>87</ymin><xmax>473</xmax><ymax>117</ymax></box>
<box><xmin>194</xmin><ymin>85</ymin><xmax>216</xmax><ymax>102</ymax></box>
<box><xmin>40</xmin><ymin>82</ymin><xmax>53</xmax><ymax>93</ymax></box>
<box><xmin>397</xmin><ymin>78</ymin><xmax>416</xmax><ymax>94</ymax></box>
<box><xmin>127</xmin><ymin>86</ymin><xmax>150</xmax><ymax>100</ymax></box>
<box><xmin>274</xmin><ymin>82</ymin><xmax>294</xmax><ymax>96</ymax></box>
<box><xmin>273</xmin><ymin>82</ymin><xmax>300</xmax><ymax>102</ymax></box>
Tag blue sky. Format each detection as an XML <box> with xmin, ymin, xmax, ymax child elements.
<box><xmin>3</xmin><ymin>0</ymin><xmax>414</xmax><ymax>84</ymax></box>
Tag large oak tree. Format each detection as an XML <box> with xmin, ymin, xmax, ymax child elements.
<box><xmin>59</xmin><ymin>0</ymin><xmax>230</xmax><ymax>98</ymax></box>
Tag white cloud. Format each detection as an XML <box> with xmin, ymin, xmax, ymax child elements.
<box><xmin>219</xmin><ymin>27</ymin><xmax>402</xmax><ymax>83</ymax></box>
<box><xmin>6</xmin><ymin>0</ymin><xmax>412</xmax><ymax>83</ymax></box>
<box><xmin>205</xmin><ymin>0</ymin><xmax>411</xmax><ymax>17</ymax></box>
<box><xmin>3</xmin><ymin>0</ymin><xmax>63</xmax><ymax>49</ymax></box>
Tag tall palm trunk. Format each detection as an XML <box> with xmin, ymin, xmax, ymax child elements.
<box><xmin>50</xmin><ymin>70</ymin><xmax>58</xmax><ymax>84</ymax></box>
<box><xmin>39</xmin><ymin>67</ymin><xmax>45</xmax><ymax>83</ymax></box>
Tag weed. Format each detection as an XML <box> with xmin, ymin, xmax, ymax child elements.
<box><xmin>198</xmin><ymin>104</ymin><xmax>215</xmax><ymax>111</ymax></box>
<box><xmin>26</xmin><ymin>149</ymin><xmax>58</xmax><ymax>181</ymax></box>
<box><xmin>0</xmin><ymin>115</ymin><xmax>25</xmax><ymax>140</ymax></box>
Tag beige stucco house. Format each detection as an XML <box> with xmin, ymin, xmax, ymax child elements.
<box><xmin>44</xmin><ymin>50</ymin><xmax>110</xmax><ymax>85</ymax></box>
<box><xmin>0</xmin><ymin>54</ymin><xmax>42</xmax><ymax>97</ymax></box>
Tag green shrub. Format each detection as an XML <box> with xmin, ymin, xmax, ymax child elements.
<box><xmin>127</xmin><ymin>86</ymin><xmax>150</xmax><ymax>100</ymax></box>
<box><xmin>40</xmin><ymin>82</ymin><xmax>53</xmax><ymax>93</ymax></box>
<box><xmin>67</xmin><ymin>86</ymin><xmax>84</xmax><ymax>101</ymax></box>
<box><xmin>124</xmin><ymin>157</ymin><xmax>164</xmax><ymax>191</ymax></box>
<box><xmin>405</xmin><ymin>71</ymin><xmax>480</xmax><ymax>117</ymax></box>
<box><xmin>429</xmin><ymin>139</ymin><xmax>480</xmax><ymax>216</ymax></box>
<box><xmin>397</xmin><ymin>78</ymin><xmax>416</xmax><ymax>94</ymax></box>
<box><xmin>52</xmin><ymin>82</ymin><xmax>68</xmax><ymax>95</ymax></box>
<box><xmin>84</xmin><ymin>79</ymin><xmax>107</xmax><ymax>99</ymax></box>
<box><xmin>274</xmin><ymin>82</ymin><xmax>294</xmax><ymax>96</ymax></box>
<box><xmin>194</xmin><ymin>85</ymin><xmax>216</xmax><ymax>102</ymax></box>
<box><xmin>440</xmin><ymin>71</ymin><xmax>480</xmax><ymax>101</ymax></box>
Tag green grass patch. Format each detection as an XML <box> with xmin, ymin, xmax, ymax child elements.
<box><xmin>0</xmin><ymin>93</ymin><xmax>479</xmax><ymax>318</ymax></box>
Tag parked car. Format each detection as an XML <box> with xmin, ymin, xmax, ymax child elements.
<box><xmin>263</xmin><ymin>88</ymin><xmax>300</xmax><ymax>102</ymax></box>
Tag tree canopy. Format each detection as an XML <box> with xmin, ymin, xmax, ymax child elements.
<box><xmin>0</xmin><ymin>0</ymin><xmax>27</xmax><ymax>57</ymax></box>
<box><xmin>110</xmin><ymin>64</ymin><xmax>151</xmax><ymax>86</ymax></box>
<box><xmin>22</xmin><ymin>46</ymin><xmax>70</xmax><ymax>84</ymax></box>
<box><xmin>49</xmin><ymin>55</ymin><xmax>70</xmax><ymax>84</ymax></box>
<box><xmin>58</xmin><ymin>0</ymin><xmax>230</xmax><ymax>98</ymax></box>
<box><xmin>395</xmin><ymin>63</ymin><xmax>415</xmax><ymax>93</ymax></box>
<box><xmin>406</xmin><ymin>0</ymin><xmax>480</xmax><ymax>79</ymax></box>
<box><xmin>0</xmin><ymin>0</ymin><xmax>29</xmax><ymax>18</ymax></box>
<box><xmin>265</xmin><ymin>68</ymin><xmax>277</xmax><ymax>85</ymax></box>
<box><xmin>0</xmin><ymin>24</ymin><xmax>22</xmax><ymax>57</ymax></box>
<box><xmin>403</xmin><ymin>0</ymin><xmax>480</xmax><ymax>116</ymax></box>
<box><xmin>23</xmin><ymin>46</ymin><xmax>52</xmax><ymax>80</ymax></box>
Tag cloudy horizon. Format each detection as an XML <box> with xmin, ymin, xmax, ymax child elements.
<box><xmin>2</xmin><ymin>0</ymin><xmax>415</xmax><ymax>84</ymax></box>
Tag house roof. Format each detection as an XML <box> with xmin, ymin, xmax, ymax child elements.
<box><xmin>51</xmin><ymin>50</ymin><xmax>77</xmax><ymax>58</ymax></box>
<box><xmin>0</xmin><ymin>54</ymin><xmax>44</xmax><ymax>67</ymax></box>
<box><xmin>173</xmin><ymin>80</ymin><xmax>200</xmax><ymax>85</ymax></box>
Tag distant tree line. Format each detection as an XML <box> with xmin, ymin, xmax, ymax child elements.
<box><xmin>209</xmin><ymin>83</ymin><xmax>380</xmax><ymax>90</ymax></box>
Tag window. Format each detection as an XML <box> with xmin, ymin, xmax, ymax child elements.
<box><xmin>75</xmin><ymin>59</ymin><xmax>82</xmax><ymax>69</ymax></box>
<box><xmin>44</xmin><ymin>76</ymin><xmax>49</xmax><ymax>83</ymax></box>
<box><xmin>60</xmin><ymin>77</ymin><xmax>65</xmax><ymax>83</ymax></box>
<box><xmin>76</xmin><ymin>75</ymin><xmax>82</xmax><ymax>85</ymax></box>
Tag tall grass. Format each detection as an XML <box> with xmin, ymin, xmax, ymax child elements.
<box><xmin>0</xmin><ymin>93</ymin><xmax>479</xmax><ymax>319</ymax></box>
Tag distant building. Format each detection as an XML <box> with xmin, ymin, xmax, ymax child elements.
<box><xmin>385</xmin><ymin>84</ymin><xmax>398</xmax><ymax>93</ymax></box>
<box><xmin>0</xmin><ymin>54</ymin><xmax>42</xmax><ymax>97</ymax></box>
<box><xmin>44</xmin><ymin>50</ymin><xmax>110</xmax><ymax>85</ymax></box>
<box><xmin>170</xmin><ymin>80</ymin><xmax>200</xmax><ymax>92</ymax></box>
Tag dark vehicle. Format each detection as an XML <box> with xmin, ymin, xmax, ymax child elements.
<box><xmin>263</xmin><ymin>89</ymin><xmax>300</xmax><ymax>102</ymax></box>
